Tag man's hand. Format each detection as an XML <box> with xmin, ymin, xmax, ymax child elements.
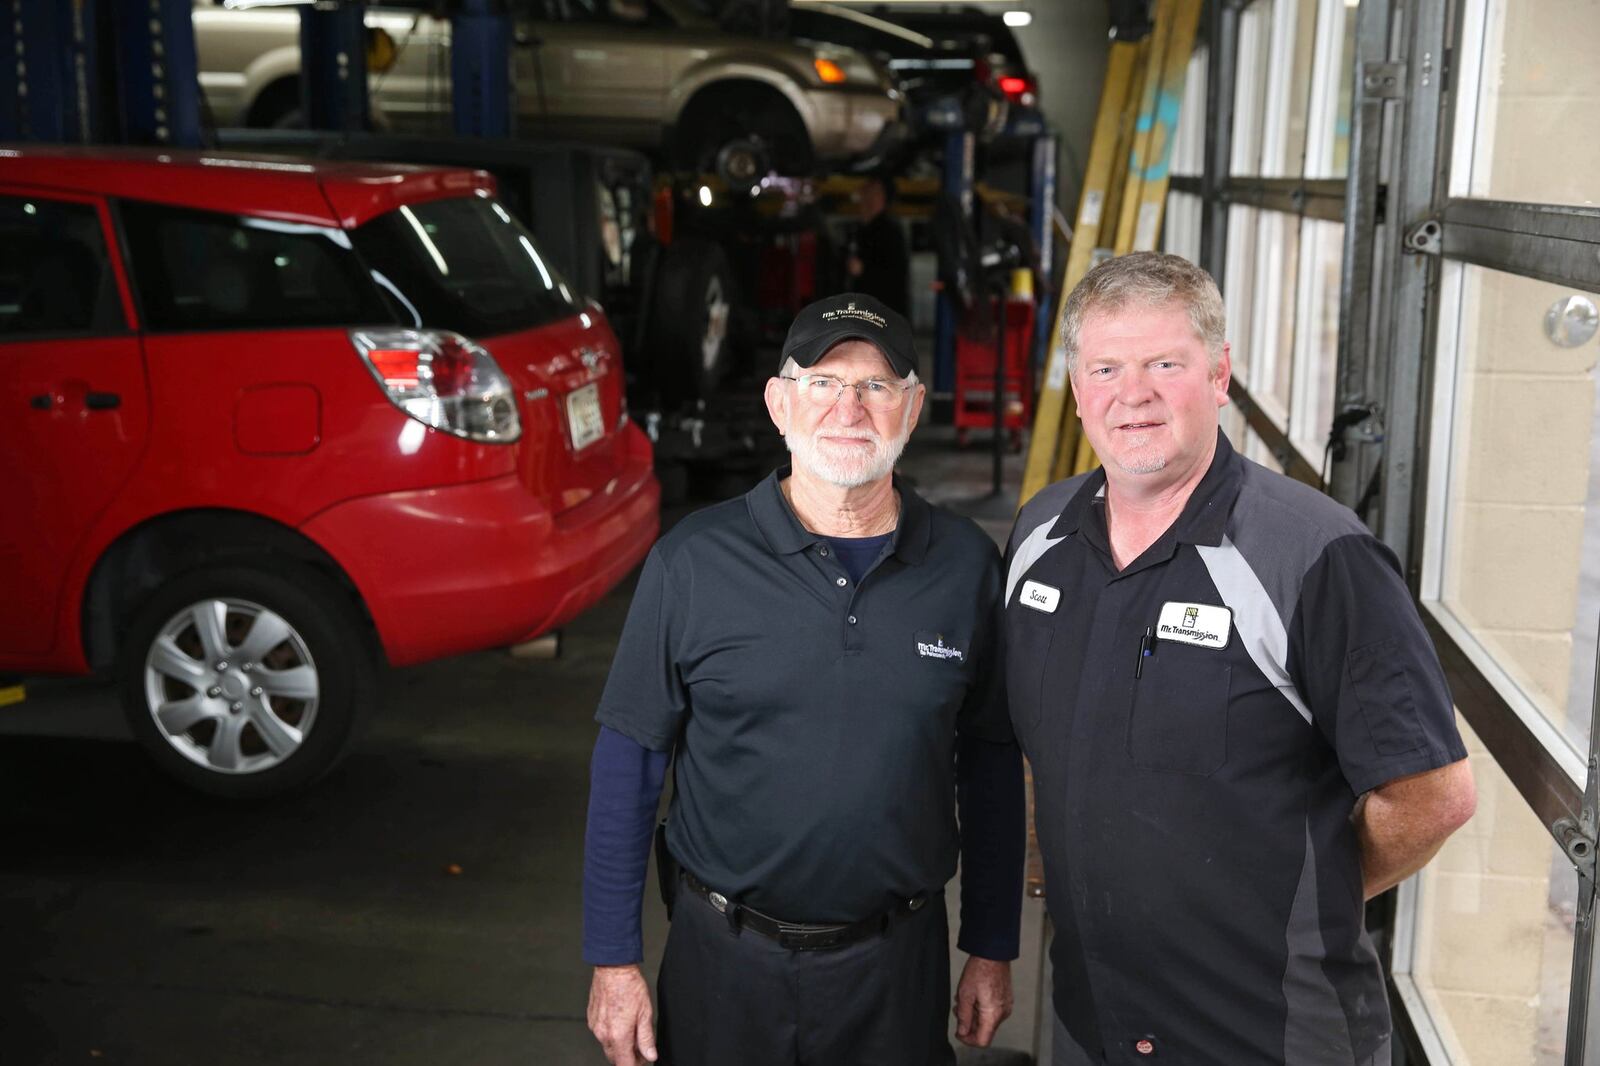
<box><xmin>953</xmin><ymin>955</ymin><xmax>1013</xmax><ymax>1048</ymax></box>
<box><xmin>1356</xmin><ymin>757</ymin><xmax>1477</xmax><ymax>899</ymax></box>
<box><xmin>587</xmin><ymin>964</ymin><xmax>658</xmax><ymax>1065</ymax></box>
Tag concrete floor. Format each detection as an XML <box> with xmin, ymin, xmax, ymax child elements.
<box><xmin>0</xmin><ymin>423</ymin><xmax>1047</xmax><ymax>1066</ymax></box>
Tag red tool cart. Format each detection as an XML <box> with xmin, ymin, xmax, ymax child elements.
<box><xmin>954</xmin><ymin>295</ymin><xmax>1035</xmax><ymax>448</ymax></box>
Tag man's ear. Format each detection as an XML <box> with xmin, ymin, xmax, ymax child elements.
<box><xmin>905</xmin><ymin>383</ymin><xmax>926</xmax><ymax>435</ymax></box>
<box><xmin>1213</xmin><ymin>342</ymin><xmax>1233</xmax><ymax>407</ymax></box>
<box><xmin>764</xmin><ymin>376</ymin><xmax>790</xmax><ymax>436</ymax></box>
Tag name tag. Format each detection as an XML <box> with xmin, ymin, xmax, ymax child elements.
<box><xmin>1156</xmin><ymin>601</ymin><xmax>1232</xmax><ymax>650</ymax></box>
<box><xmin>1020</xmin><ymin>580</ymin><xmax>1060</xmax><ymax>613</ymax></box>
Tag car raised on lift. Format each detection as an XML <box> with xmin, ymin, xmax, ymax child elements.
<box><xmin>0</xmin><ymin>145</ymin><xmax>659</xmax><ymax>797</ymax></box>
<box><xmin>192</xmin><ymin>0</ymin><xmax>904</xmax><ymax>185</ymax></box>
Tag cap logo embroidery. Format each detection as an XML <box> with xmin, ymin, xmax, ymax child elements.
<box><xmin>821</xmin><ymin>306</ymin><xmax>887</xmax><ymax>329</ymax></box>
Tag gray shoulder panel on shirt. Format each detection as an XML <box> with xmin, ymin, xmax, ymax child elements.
<box><xmin>1005</xmin><ymin>474</ymin><xmax>1090</xmax><ymax>605</ymax></box>
<box><xmin>1225</xmin><ymin>461</ymin><xmax>1371</xmax><ymax>630</ymax></box>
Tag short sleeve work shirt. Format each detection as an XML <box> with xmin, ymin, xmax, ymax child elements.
<box><xmin>1004</xmin><ymin>432</ymin><xmax>1466</xmax><ymax>1066</ymax></box>
<box><xmin>598</xmin><ymin>467</ymin><xmax>1011</xmax><ymax>924</ymax></box>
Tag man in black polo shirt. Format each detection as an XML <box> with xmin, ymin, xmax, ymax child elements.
<box><xmin>582</xmin><ymin>292</ymin><xmax>1025</xmax><ymax>1066</ymax></box>
<box><xmin>1006</xmin><ymin>253</ymin><xmax>1477</xmax><ymax>1066</ymax></box>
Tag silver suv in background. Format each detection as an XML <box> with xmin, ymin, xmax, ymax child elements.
<box><xmin>192</xmin><ymin>0</ymin><xmax>904</xmax><ymax>181</ymax></box>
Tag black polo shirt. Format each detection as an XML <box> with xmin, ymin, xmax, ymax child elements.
<box><xmin>1005</xmin><ymin>432</ymin><xmax>1466</xmax><ymax>1066</ymax></box>
<box><xmin>597</xmin><ymin>467</ymin><xmax>1012</xmax><ymax>925</ymax></box>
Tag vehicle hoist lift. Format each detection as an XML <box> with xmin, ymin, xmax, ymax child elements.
<box><xmin>0</xmin><ymin>0</ymin><xmax>513</xmax><ymax>147</ymax></box>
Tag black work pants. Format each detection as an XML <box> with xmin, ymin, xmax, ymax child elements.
<box><xmin>656</xmin><ymin>887</ymin><xmax>956</xmax><ymax>1066</ymax></box>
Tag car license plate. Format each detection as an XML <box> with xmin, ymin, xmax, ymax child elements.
<box><xmin>566</xmin><ymin>383</ymin><xmax>605</xmax><ymax>451</ymax></box>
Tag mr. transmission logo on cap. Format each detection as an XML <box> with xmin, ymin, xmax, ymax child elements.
<box><xmin>821</xmin><ymin>301</ymin><xmax>887</xmax><ymax>330</ymax></box>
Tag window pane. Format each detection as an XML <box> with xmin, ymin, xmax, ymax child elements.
<box><xmin>1404</xmin><ymin>716</ymin><xmax>1572</xmax><ymax>1066</ymax></box>
<box><xmin>1223</xmin><ymin>406</ymin><xmax>1286</xmax><ymax>473</ymax></box>
<box><xmin>1229</xmin><ymin>1</ymin><xmax>1274</xmax><ymax>177</ymax></box>
<box><xmin>1289</xmin><ymin>218</ymin><xmax>1342</xmax><ymax>460</ymax></box>
<box><xmin>122</xmin><ymin>203</ymin><xmax>392</xmax><ymax>332</ymax></box>
<box><xmin>0</xmin><ymin>196</ymin><xmax>122</xmax><ymax>337</ymax></box>
<box><xmin>1305</xmin><ymin>0</ymin><xmax>1358</xmax><ymax>178</ymax></box>
<box><xmin>1222</xmin><ymin>204</ymin><xmax>1259</xmax><ymax>387</ymax></box>
<box><xmin>1260</xmin><ymin>0</ymin><xmax>1318</xmax><ymax>177</ymax></box>
<box><xmin>1458</xmin><ymin>0</ymin><xmax>1600</xmax><ymax>206</ymax></box>
<box><xmin>1161</xmin><ymin>191</ymin><xmax>1203</xmax><ymax>263</ymax></box>
<box><xmin>1169</xmin><ymin>46</ymin><xmax>1208</xmax><ymax>179</ymax></box>
<box><xmin>1426</xmin><ymin>263</ymin><xmax>1600</xmax><ymax>755</ymax></box>
<box><xmin>1247</xmin><ymin>210</ymin><xmax>1299</xmax><ymax>429</ymax></box>
<box><xmin>351</xmin><ymin>195</ymin><xmax>582</xmax><ymax>337</ymax></box>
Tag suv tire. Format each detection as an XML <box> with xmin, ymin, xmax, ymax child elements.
<box><xmin>650</xmin><ymin>237</ymin><xmax>735</xmax><ymax>406</ymax></box>
<box><xmin>674</xmin><ymin>91</ymin><xmax>813</xmax><ymax>181</ymax></box>
<box><xmin>116</xmin><ymin>562</ymin><xmax>376</xmax><ymax>799</ymax></box>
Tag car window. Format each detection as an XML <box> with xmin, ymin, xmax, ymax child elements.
<box><xmin>349</xmin><ymin>195</ymin><xmax>582</xmax><ymax>338</ymax></box>
<box><xmin>0</xmin><ymin>196</ymin><xmax>124</xmax><ymax>338</ymax></box>
<box><xmin>557</xmin><ymin>0</ymin><xmax>674</xmax><ymax>26</ymax></box>
<box><xmin>119</xmin><ymin>202</ymin><xmax>394</xmax><ymax>333</ymax></box>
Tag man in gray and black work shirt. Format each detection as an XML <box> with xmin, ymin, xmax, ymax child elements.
<box><xmin>1006</xmin><ymin>253</ymin><xmax>1477</xmax><ymax>1066</ymax></box>
<box><xmin>582</xmin><ymin>292</ymin><xmax>1025</xmax><ymax>1066</ymax></box>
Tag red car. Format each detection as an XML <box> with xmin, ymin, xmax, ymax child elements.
<box><xmin>0</xmin><ymin>146</ymin><xmax>659</xmax><ymax>797</ymax></box>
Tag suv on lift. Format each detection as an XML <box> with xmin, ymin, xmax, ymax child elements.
<box><xmin>192</xmin><ymin>0</ymin><xmax>904</xmax><ymax>183</ymax></box>
<box><xmin>0</xmin><ymin>146</ymin><xmax>660</xmax><ymax>798</ymax></box>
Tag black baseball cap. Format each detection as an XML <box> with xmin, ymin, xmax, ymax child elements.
<box><xmin>779</xmin><ymin>293</ymin><xmax>917</xmax><ymax>379</ymax></box>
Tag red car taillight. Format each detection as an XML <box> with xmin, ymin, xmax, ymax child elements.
<box><xmin>351</xmin><ymin>328</ymin><xmax>521</xmax><ymax>444</ymax></box>
<box><xmin>999</xmin><ymin>76</ymin><xmax>1029</xmax><ymax>97</ymax></box>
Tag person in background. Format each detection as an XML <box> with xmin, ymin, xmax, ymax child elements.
<box><xmin>845</xmin><ymin>174</ymin><xmax>910</xmax><ymax>316</ymax></box>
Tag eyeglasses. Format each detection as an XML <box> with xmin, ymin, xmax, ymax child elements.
<box><xmin>779</xmin><ymin>374</ymin><xmax>914</xmax><ymax>411</ymax></box>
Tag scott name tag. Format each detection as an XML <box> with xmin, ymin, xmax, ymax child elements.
<box><xmin>1156</xmin><ymin>601</ymin><xmax>1232</xmax><ymax>650</ymax></box>
<box><xmin>1020</xmin><ymin>580</ymin><xmax>1060</xmax><ymax>613</ymax></box>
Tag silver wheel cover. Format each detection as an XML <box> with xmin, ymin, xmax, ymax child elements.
<box><xmin>141</xmin><ymin>597</ymin><xmax>320</xmax><ymax>776</ymax></box>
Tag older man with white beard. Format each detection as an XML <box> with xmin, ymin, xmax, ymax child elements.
<box><xmin>581</xmin><ymin>292</ymin><xmax>1025</xmax><ymax>1066</ymax></box>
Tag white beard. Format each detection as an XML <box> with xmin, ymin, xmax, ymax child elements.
<box><xmin>785</xmin><ymin>414</ymin><xmax>911</xmax><ymax>488</ymax></box>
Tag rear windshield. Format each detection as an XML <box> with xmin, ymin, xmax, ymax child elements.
<box><xmin>120</xmin><ymin>201</ymin><xmax>394</xmax><ymax>332</ymax></box>
<box><xmin>351</xmin><ymin>194</ymin><xmax>582</xmax><ymax>338</ymax></box>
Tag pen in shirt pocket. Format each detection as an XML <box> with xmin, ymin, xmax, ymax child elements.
<box><xmin>1135</xmin><ymin>626</ymin><xmax>1155</xmax><ymax>678</ymax></box>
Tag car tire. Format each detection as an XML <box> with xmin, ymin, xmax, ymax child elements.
<box><xmin>674</xmin><ymin>94</ymin><xmax>813</xmax><ymax>180</ymax></box>
<box><xmin>650</xmin><ymin>237</ymin><xmax>735</xmax><ymax>406</ymax></box>
<box><xmin>116</xmin><ymin>562</ymin><xmax>377</xmax><ymax>799</ymax></box>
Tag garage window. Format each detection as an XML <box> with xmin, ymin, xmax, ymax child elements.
<box><xmin>120</xmin><ymin>202</ymin><xmax>392</xmax><ymax>333</ymax></box>
<box><xmin>0</xmin><ymin>197</ymin><xmax>124</xmax><ymax>338</ymax></box>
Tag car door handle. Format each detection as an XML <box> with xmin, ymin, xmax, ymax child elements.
<box><xmin>85</xmin><ymin>391</ymin><xmax>121</xmax><ymax>410</ymax></box>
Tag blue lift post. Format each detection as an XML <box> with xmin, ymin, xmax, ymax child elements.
<box><xmin>934</xmin><ymin>127</ymin><xmax>974</xmax><ymax>395</ymax></box>
<box><xmin>1029</xmin><ymin>133</ymin><xmax>1057</xmax><ymax>371</ymax></box>
<box><xmin>300</xmin><ymin>1</ymin><xmax>369</xmax><ymax>132</ymax></box>
<box><xmin>110</xmin><ymin>0</ymin><xmax>202</xmax><ymax>146</ymax></box>
<box><xmin>450</xmin><ymin>0</ymin><xmax>513</xmax><ymax>138</ymax></box>
<box><xmin>1</xmin><ymin>0</ymin><xmax>103</xmax><ymax>142</ymax></box>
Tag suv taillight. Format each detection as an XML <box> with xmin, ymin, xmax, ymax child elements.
<box><xmin>351</xmin><ymin>329</ymin><xmax>521</xmax><ymax>443</ymax></box>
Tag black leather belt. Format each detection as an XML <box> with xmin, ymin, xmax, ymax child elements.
<box><xmin>680</xmin><ymin>869</ymin><xmax>930</xmax><ymax>951</ymax></box>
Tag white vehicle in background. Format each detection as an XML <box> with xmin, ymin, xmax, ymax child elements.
<box><xmin>192</xmin><ymin>0</ymin><xmax>905</xmax><ymax>182</ymax></box>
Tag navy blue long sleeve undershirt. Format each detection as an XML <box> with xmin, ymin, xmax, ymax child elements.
<box><xmin>580</xmin><ymin>724</ymin><xmax>1026</xmax><ymax>965</ymax></box>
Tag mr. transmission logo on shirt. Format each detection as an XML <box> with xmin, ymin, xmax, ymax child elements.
<box><xmin>913</xmin><ymin>631</ymin><xmax>966</xmax><ymax>663</ymax></box>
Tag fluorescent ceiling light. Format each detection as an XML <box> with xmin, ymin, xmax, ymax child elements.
<box><xmin>1003</xmin><ymin>10</ymin><xmax>1032</xmax><ymax>26</ymax></box>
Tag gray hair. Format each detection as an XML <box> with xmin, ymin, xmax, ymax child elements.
<box><xmin>778</xmin><ymin>353</ymin><xmax>920</xmax><ymax>388</ymax></box>
<box><xmin>1060</xmin><ymin>251</ymin><xmax>1227</xmax><ymax>375</ymax></box>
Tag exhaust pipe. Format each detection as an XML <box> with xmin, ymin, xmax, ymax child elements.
<box><xmin>509</xmin><ymin>632</ymin><xmax>562</xmax><ymax>660</ymax></box>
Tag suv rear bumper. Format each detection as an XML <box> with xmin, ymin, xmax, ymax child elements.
<box><xmin>301</xmin><ymin>424</ymin><xmax>660</xmax><ymax>668</ymax></box>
